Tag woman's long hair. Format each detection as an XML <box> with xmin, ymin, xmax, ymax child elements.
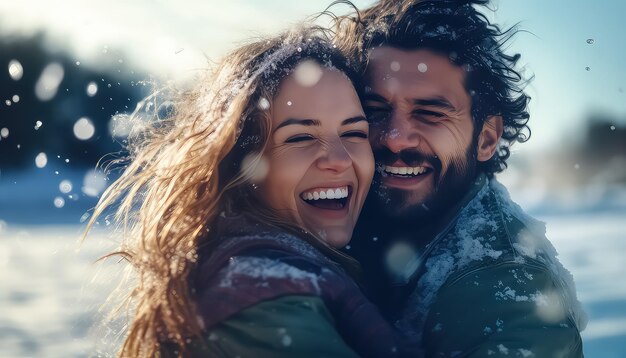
<box><xmin>85</xmin><ymin>26</ymin><xmax>363</xmax><ymax>357</ymax></box>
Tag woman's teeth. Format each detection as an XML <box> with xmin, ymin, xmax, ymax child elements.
<box><xmin>380</xmin><ymin>165</ymin><xmax>427</xmax><ymax>175</ymax></box>
<box><xmin>301</xmin><ymin>186</ymin><xmax>349</xmax><ymax>201</ymax></box>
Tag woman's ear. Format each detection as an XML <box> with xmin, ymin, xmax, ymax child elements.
<box><xmin>476</xmin><ymin>115</ymin><xmax>503</xmax><ymax>162</ymax></box>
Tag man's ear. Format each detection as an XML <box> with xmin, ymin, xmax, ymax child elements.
<box><xmin>476</xmin><ymin>115</ymin><xmax>503</xmax><ymax>162</ymax></box>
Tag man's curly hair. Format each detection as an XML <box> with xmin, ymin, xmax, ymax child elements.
<box><xmin>331</xmin><ymin>0</ymin><xmax>531</xmax><ymax>175</ymax></box>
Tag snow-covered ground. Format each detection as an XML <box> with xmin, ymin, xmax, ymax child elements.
<box><xmin>0</xmin><ymin>226</ymin><xmax>121</xmax><ymax>357</ymax></box>
<box><xmin>1</xmin><ymin>211</ymin><xmax>625</xmax><ymax>357</ymax></box>
<box><xmin>1</xmin><ymin>168</ymin><xmax>625</xmax><ymax>357</ymax></box>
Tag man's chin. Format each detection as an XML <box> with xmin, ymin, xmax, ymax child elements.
<box><xmin>374</xmin><ymin>185</ymin><xmax>435</xmax><ymax>219</ymax></box>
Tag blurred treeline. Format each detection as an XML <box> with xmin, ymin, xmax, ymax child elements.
<box><xmin>573</xmin><ymin>115</ymin><xmax>626</xmax><ymax>185</ymax></box>
<box><xmin>0</xmin><ymin>33</ymin><xmax>148</xmax><ymax>171</ymax></box>
<box><xmin>1</xmin><ymin>33</ymin><xmax>625</xmax><ymax>188</ymax></box>
<box><xmin>509</xmin><ymin>117</ymin><xmax>626</xmax><ymax>189</ymax></box>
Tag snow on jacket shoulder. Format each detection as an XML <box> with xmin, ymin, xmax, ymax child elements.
<box><xmin>176</xmin><ymin>216</ymin><xmax>406</xmax><ymax>357</ymax></box>
<box><xmin>398</xmin><ymin>175</ymin><xmax>586</xmax><ymax>357</ymax></box>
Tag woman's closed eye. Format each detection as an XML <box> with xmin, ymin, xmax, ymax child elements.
<box><xmin>285</xmin><ymin>134</ymin><xmax>315</xmax><ymax>143</ymax></box>
<box><xmin>341</xmin><ymin>130</ymin><xmax>368</xmax><ymax>139</ymax></box>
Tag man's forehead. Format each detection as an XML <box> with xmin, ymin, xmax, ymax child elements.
<box><xmin>364</xmin><ymin>46</ymin><xmax>469</xmax><ymax>109</ymax></box>
<box><xmin>367</xmin><ymin>46</ymin><xmax>459</xmax><ymax>75</ymax></box>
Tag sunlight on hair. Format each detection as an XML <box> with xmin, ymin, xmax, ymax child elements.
<box><xmin>293</xmin><ymin>59</ymin><xmax>323</xmax><ymax>87</ymax></box>
<box><xmin>35</xmin><ymin>63</ymin><xmax>64</xmax><ymax>101</ymax></box>
<box><xmin>241</xmin><ymin>153</ymin><xmax>269</xmax><ymax>183</ymax></box>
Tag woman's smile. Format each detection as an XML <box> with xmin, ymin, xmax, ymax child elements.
<box><xmin>258</xmin><ymin>66</ymin><xmax>374</xmax><ymax>248</ymax></box>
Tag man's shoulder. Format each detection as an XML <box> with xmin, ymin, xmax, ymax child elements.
<box><xmin>430</xmin><ymin>177</ymin><xmax>584</xmax><ymax>318</ymax></box>
<box><xmin>398</xmin><ymin>178</ymin><xmax>586</xmax><ymax>344</ymax></box>
<box><xmin>420</xmin><ymin>259</ymin><xmax>584</xmax><ymax>357</ymax></box>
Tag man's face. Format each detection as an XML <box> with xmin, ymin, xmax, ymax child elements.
<box><xmin>364</xmin><ymin>47</ymin><xmax>478</xmax><ymax>220</ymax></box>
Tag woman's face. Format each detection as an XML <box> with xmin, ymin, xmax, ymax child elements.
<box><xmin>258</xmin><ymin>66</ymin><xmax>374</xmax><ymax>248</ymax></box>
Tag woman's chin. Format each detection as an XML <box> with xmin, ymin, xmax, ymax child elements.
<box><xmin>306</xmin><ymin>225</ymin><xmax>352</xmax><ymax>249</ymax></box>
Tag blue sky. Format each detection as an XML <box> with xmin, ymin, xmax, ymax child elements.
<box><xmin>1</xmin><ymin>0</ymin><xmax>625</xmax><ymax>152</ymax></box>
<box><xmin>490</xmin><ymin>0</ymin><xmax>626</xmax><ymax>150</ymax></box>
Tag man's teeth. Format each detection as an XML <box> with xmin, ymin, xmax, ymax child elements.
<box><xmin>302</xmin><ymin>187</ymin><xmax>349</xmax><ymax>201</ymax></box>
<box><xmin>382</xmin><ymin>165</ymin><xmax>427</xmax><ymax>175</ymax></box>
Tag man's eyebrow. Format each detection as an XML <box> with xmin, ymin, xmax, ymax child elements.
<box><xmin>342</xmin><ymin>116</ymin><xmax>368</xmax><ymax>126</ymax></box>
<box><xmin>274</xmin><ymin>118</ymin><xmax>321</xmax><ymax>132</ymax></box>
<box><xmin>362</xmin><ymin>93</ymin><xmax>389</xmax><ymax>104</ymax></box>
<box><xmin>413</xmin><ymin>98</ymin><xmax>457</xmax><ymax>112</ymax></box>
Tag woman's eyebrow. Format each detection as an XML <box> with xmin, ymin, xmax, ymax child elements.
<box><xmin>274</xmin><ymin>118</ymin><xmax>321</xmax><ymax>132</ymax></box>
<box><xmin>341</xmin><ymin>116</ymin><xmax>368</xmax><ymax>126</ymax></box>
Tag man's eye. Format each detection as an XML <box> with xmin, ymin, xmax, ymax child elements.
<box><xmin>341</xmin><ymin>131</ymin><xmax>368</xmax><ymax>139</ymax></box>
<box><xmin>365</xmin><ymin>108</ymin><xmax>391</xmax><ymax>124</ymax></box>
<box><xmin>412</xmin><ymin>109</ymin><xmax>445</xmax><ymax>120</ymax></box>
<box><xmin>285</xmin><ymin>135</ymin><xmax>314</xmax><ymax>143</ymax></box>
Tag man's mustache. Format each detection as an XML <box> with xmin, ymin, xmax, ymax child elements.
<box><xmin>373</xmin><ymin>146</ymin><xmax>442</xmax><ymax>171</ymax></box>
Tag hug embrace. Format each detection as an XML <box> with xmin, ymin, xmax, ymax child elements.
<box><xmin>87</xmin><ymin>0</ymin><xmax>587</xmax><ymax>357</ymax></box>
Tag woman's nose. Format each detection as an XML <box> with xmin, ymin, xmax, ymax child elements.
<box><xmin>316</xmin><ymin>139</ymin><xmax>352</xmax><ymax>173</ymax></box>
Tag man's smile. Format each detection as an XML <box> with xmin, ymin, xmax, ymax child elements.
<box><xmin>376</xmin><ymin>163</ymin><xmax>434</xmax><ymax>189</ymax></box>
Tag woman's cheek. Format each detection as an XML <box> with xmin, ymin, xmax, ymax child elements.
<box><xmin>346</xmin><ymin>141</ymin><xmax>375</xmax><ymax>176</ymax></box>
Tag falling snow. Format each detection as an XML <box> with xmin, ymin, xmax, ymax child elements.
<box><xmin>73</xmin><ymin>117</ymin><xmax>95</xmax><ymax>140</ymax></box>
<box><xmin>258</xmin><ymin>97</ymin><xmax>270</xmax><ymax>110</ymax></box>
<box><xmin>8</xmin><ymin>59</ymin><xmax>23</xmax><ymax>80</ymax></box>
<box><xmin>86</xmin><ymin>82</ymin><xmax>98</xmax><ymax>97</ymax></box>
<box><xmin>53</xmin><ymin>197</ymin><xmax>65</xmax><ymax>208</ymax></box>
<box><xmin>293</xmin><ymin>60</ymin><xmax>323</xmax><ymax>87</ymax></box>
<box><xmin>35</xmin><ymin>153</ymin><xmax>48</xmax><ymax>168</ymax></box>
<box><xmin>59</xmin><ymin>180</ymin><xmax>73</xmax><ymax>194</ymax></box>
<box><xmin>35</xmin><ymin>63</ymin><xmax>64</xmax><ymax>101</ymax></box>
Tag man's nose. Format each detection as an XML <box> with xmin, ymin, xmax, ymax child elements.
<box><xmin>377</xmin><ymin>112</ymin><xmax>421</xmax><ymax>154</ymax></box>
<box><xmin>316</xmin><ymin>139</ymin><xmax>352</xmax><ymax>173</ymax></box>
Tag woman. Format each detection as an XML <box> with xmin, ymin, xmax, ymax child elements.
<box><xmin>87</xmin><ymin>27</ymin><xmax>406</xmax><ymax>357</ymax></box>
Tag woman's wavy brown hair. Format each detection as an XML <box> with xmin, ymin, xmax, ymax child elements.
<box><xmin>85</xmin><ymin>26</ymin><xmax>362</xmax><ymax>357</ymax></box>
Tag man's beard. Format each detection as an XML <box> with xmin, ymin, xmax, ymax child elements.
<box><xmin>370</xmin><ymin>137</ymin><xmax>478</xmax><ymax>226</ymax></box>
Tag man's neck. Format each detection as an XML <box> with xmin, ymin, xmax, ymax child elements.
<box><xmin>403</xmin><ymin>174</ymin><xmax>488</xmax><ymax>251</ymax></box>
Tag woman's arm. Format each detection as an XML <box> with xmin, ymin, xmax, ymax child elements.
<box><xmin>162</xmin><ymin>295</ymin><xmax>360</xmax><ymax>358</ymax></box>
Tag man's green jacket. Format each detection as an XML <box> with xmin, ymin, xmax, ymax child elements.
<box><xmin>394</xmin><ymin>175</ymin><xmax>588</xmax><ymax>357</ymax></box>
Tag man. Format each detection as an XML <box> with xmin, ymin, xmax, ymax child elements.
<box><xmin>334</xmin><ymin>0</ymin><xmax>587</xmax><ymax>356</ymax></box>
